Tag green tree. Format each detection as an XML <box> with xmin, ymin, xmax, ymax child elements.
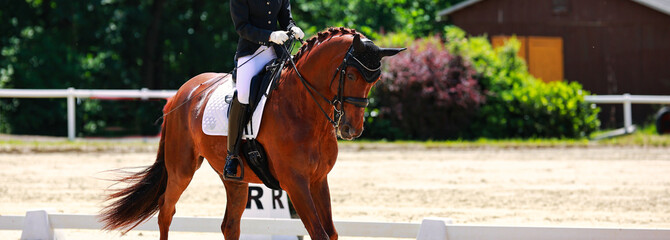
<box><xmin>292</xmin><ymin>0</ymin><xmax>460</xmax><ymax>38</ymax></box>
<box><xmin>0</xmin><ymin>0</ymin><xmax>238</xmax><ymax>136</ymax></box>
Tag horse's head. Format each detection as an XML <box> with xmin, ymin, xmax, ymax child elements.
<box><xmin>288</xmin><ymin>28</ymin><xmax>404</xmax><ymax>140</ymax></box>
<box><xmin>334</xmin><ymin>34</ymin><xmax>405</xmax><ymax>140</ymax></box>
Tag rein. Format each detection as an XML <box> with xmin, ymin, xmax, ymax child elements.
<box><xmin>280</xmin><ymin>40</ymin><xmax>378</xmax><ymax>129</ymax></box>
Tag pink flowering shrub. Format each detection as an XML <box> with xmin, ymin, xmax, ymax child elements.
<box><xmin>365</xmin><ymin>37</ymin><xmax>485</xmax><ymax>139</ymax></box>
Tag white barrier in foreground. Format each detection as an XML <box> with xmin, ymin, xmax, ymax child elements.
<box><xmin>0</xmin><ymin>210</ymin><xmax>420</xmax><ymax>239</ymax></box>
<box><xmin>2</xmin><ymin>210</ymin><xmax>669</xmax><ymax>240</ymax></box>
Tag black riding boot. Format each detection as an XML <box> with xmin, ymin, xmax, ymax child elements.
<box><xmin>224</xmin><ymin>94</ymin><xmax>248</xmax><ymax>180</ymax></box>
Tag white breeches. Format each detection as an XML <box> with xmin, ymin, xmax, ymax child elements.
<box><xmin>236</xmin><ymin>46</ymin><xmax>277</xmax><ymax>104</ymax></box>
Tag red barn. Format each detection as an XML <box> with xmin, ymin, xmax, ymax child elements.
<box><xmin>439</xmin><ymin>0</ymin><xmax>670</xmax><ymax>126</ymax></box>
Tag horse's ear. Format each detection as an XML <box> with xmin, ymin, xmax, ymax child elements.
<box><xmin>379</xmin><ymin>48</ymin><xmax>406</xmax><ymax>58</ymax></box>
<box><xmin>353</xmin><ymin>34</ymin><xmax>365</xmax><ymax>53</ymax></box>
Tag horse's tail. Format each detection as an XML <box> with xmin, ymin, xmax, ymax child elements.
<box><xmin>100</xmin><ymin>101</ymin><xmax>172</xmax><ymax>231</ymax></box>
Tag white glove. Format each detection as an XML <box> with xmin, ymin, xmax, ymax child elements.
<box><xmin>291</xmin><ymin>26</ymin><xmax>305</xmax><ymax>39</ymax></box>
<box><xmin>269</xmin><ymin>31</ymin><xmax>289</xmax><ymax>44</ymax></box>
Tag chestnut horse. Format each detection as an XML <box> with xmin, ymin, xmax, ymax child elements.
<box><xmin>100</xmin><ymin>27</ymin><xmax>403</xmax><ymax>240</ymax></box>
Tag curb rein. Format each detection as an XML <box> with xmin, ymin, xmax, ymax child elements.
<box><xmin>281</xmin><ymin>39</ymin><xmax>379</xmax><ymax>129</ymax></box>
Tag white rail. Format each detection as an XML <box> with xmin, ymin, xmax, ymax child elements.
<box><xmin>1</xmin><ymin>211</ymin><xmax>419</xmax><ymax>239</ymax></box>
<box><xmin>0</xmin><ymin>88</ymin><xmax>177</xmax><ymax>140</ymax></box>
<box><xmin>2</xmin><ymin>211</ymin><xmax>669</xmax><ymax>240</ymax></box>
<box><xmin>585</xmin><ymin>94</ymin><xmax>670</xmax><ymax>136</ymax></box>
<box><xmin>584</xmin><ymin>94</ymin><xmax>670</xmax><ymax>104</ymax></box>
<box><xmin>1</xmin><ymin>90</ymin><xmax>668</xmax><ymax>140</ymax></box>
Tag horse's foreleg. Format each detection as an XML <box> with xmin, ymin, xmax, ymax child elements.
<box><xmin>284</xmin><ymin>179</ymin><xmax>330</xmax><ymax>240</ymax></box>
<box><xmin>311</xmin><ymin>177</ymin><xmax>338</xmax><ymax>240</ymax></box>
<box><xmin>221</xmin><ymin>180</ymin><xmax>249</xmax><ymax>239</ymax></box>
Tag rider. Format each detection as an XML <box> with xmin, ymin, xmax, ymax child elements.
<box><xmin>225</xmin><ymin>0</ymin><xmax>305</xmax><ymax>179</ymax></box>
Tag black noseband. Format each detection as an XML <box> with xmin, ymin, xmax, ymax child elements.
<box><xmin>342</xmin><ymin>97</ymin><xmax>369</xmax><ymax>108</ymax></box>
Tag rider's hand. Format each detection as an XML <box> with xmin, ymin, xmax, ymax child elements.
<box><xmin>291</xmin><ymin>26</ymin><xmax>305</xmax><ymax>40</ymax></box>
<box><xmin>269</xmin><ymin>31</ymin><xmax>289</xmax><ymax>44</ymax></box>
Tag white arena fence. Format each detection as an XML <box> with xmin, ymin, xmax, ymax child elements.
<box><xmin>1</xmin><ymin>210</ymin><xmax>669</xmax><ymax>240</ymax></box>
<box><xmin>0</xmin><ymin>88</ymin><xmax>668</xmax><ymax>140</ymax></box>
<box><xmin>0</xmin><ymin>88</ymin><xmax>177</xmax><ymax>141</ymax></box>
<box><xmin>584</xmin><ymin>94</ymin><xmax>670</xmax><ymax>137</ymax></box>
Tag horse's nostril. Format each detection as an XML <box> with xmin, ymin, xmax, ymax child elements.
<box><xmin>338</xmin><ymin>124</ymin><xmax>360</xmax><ymax>139</ymax></box>
<box><xmin>340</xmin><ymin>125</ymin><xmax>350</xmax><ymax>135</ymax></box>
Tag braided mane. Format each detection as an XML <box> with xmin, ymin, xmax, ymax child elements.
<box><xmin>292</xmin><ymin>27</ymin><xmax>364</xmax><ymax>63</ymax></box>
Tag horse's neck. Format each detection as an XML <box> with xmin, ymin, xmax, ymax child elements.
<box><xmin>271</xmin><ymin>54</ymin><xmax>342</xmax><ymax>130</ymax></box>
<box><xmin>276</xmin><ymin>69</ymin><xmax>333</xmax><ymax>124</ymax></box>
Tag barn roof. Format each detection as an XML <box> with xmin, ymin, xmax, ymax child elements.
<box><xmin>438</xmin><ymin>0</ymin><xmax>670</xmax><ymax>19</ymax></box>
<box><xmin>632</xmin><ymin>0</ymin><xmax>670</xmax><ymax>16</ymax></box>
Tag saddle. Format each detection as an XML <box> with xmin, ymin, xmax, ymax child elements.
<box><xmin>231</xmin><ymin>58</ymin><xmax>285</xmax><ymax>190</ymax></box>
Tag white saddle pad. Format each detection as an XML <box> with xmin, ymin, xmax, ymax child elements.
<box><xmin>202</xmin><ymin>77</ymin><xmax>272</xmax><ymax>139</ymax></box>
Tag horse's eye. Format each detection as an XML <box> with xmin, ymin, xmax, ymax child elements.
<box><xmin>346</xmin><ymin>73</ymin><xmax>356</xmax><ymax>81</ymax></box>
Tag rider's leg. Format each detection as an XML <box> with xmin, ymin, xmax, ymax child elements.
<box><xmin>224</xmin><ymin>46</ymin><xmax>276</xmax><ymax>180</ymax></box>
<box><xmin>223</xmin><ymin>92</ymin><xmax>247</xmax><ymax>180</ymax></box>
<box><xmin>236</xmin><ymin>46</ymin><xmax>277</xmax><ymax>105</ymax></box>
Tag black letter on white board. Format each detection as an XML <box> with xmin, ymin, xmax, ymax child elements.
<box><xmin>247</xmin><ymin>186</ymin><xmax>264</xmax><ymax>209</ymax></box>
<box><xmin>272</xmin><ymin>190</ymin><xmax>284</xmax><ymax>209</ymax></box>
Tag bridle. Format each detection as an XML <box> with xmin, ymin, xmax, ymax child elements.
<box><xmin>281</xmin><ymin>37</ymin><xmax>381</xmax><ymax>129</ymax></box>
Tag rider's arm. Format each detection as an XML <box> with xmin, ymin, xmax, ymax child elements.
<box><xmin>230</xmin><ymin>0</ymin><xmax>272</xmax><ymax>45</ymax></box>
<box><xmin>278</xmin><ymin>0</ymin><xmax>296</xmax><ymax>31</ymax></box>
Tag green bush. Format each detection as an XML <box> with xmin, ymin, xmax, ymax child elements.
<box><xmin>76</xmin><ymin>99</ymin><xmax>163</xmax><ymax>137</ymax></box>
<box><xmin>444</xmin><ymin>26</ymin><xmax>600</xmax><ymax>138</ymax></box>
<box><xmin>365</xmin><ymin>28</ymin><xmax>600</xmax><ymax>140</ymax></box>
<box><xmin>364</xmin><ymin>36</ymin><xmax>485</xmax><ymax>140</ymax></box>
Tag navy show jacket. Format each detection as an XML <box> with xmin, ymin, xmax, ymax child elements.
<box><xmin>230</xmin><ymin>0</ymin><xmax>296</xmax><ymax>59</ymax></box>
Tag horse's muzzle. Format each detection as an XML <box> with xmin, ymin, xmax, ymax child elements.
<box><xmin>337</xmin><ymin>122</ymin><xmax>362</xmax><ymax>140</ymax></box>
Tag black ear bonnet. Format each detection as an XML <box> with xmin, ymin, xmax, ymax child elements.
<box><xmin>347</xmin><ymin>39</ymin><xmax>383</xmax><ymax>83</ymax></box>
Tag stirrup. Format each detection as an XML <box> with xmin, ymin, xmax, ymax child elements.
<box><xmin>224</xmin><ymin>155</ymin><xmax>244</xmax><ymax>181</ymax></box>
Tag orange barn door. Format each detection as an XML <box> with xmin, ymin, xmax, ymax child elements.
<box><xmin>491</xmin><ymin>35</ymin><xmax>564</xmax><ymax>82</ymax></box>
<box><xmin>528</xmin><ymin>36</ymin><xmax>563</xmax><ymax>82</ymax></box>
